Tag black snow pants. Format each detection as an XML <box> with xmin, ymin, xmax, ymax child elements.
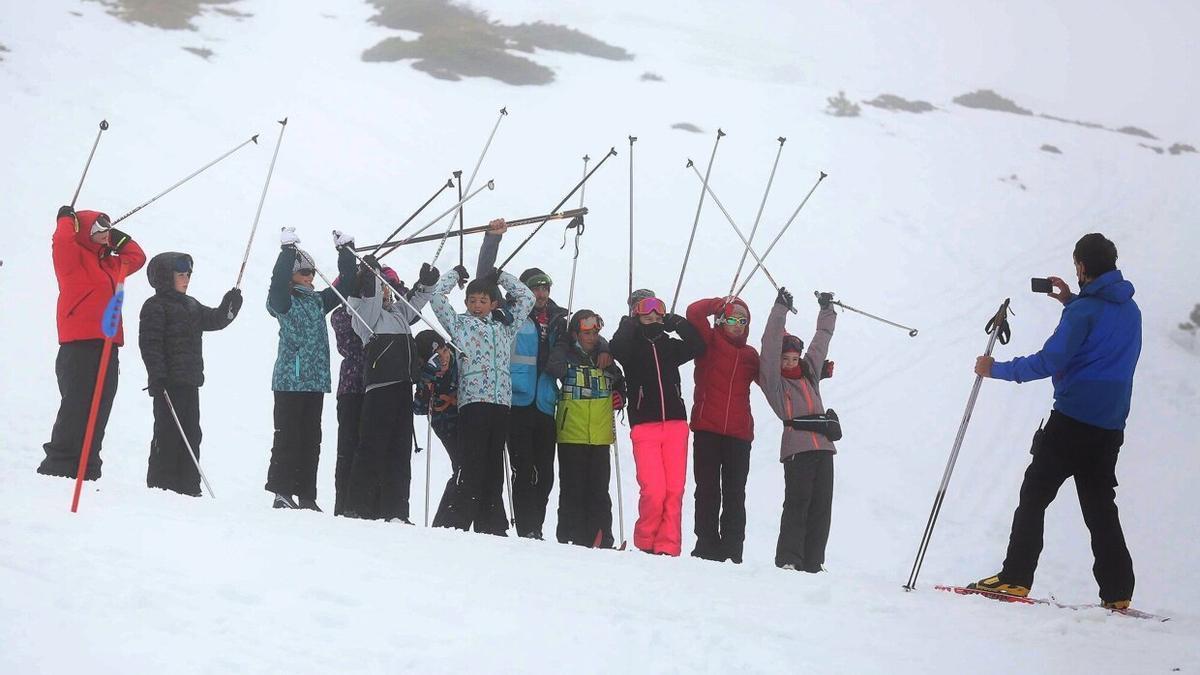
<box><xmin>556</xmin><ymin>443</ymin><xmax>614</xmax><ymax>547</ymax></box>
<box><xmin>265</xmin><ymin>391</ymin><xmax>324</xmax><ymax>501</ymax></box>
<box><xmin>146</xmin><ymin>385</ymin><xmax>203</xmax><ymax>496</ymax></box>
<box><xmin>692</xmin><ymin>430</ymin><xmax>752</xmax><ymax>563</ymax></box>
<box><xmin>39</xmin><ymin>341</ymin><xmax>119</xmax><ymax>480</ymax></box>
<box><xmin>775</xmin><ymin>450</ymin><xmax>834</xmax><ymax>572</ymax></box>
<box><xmin>348</xmin><ymin>384</ymin><xmax>414</xmax><ymax>521</ymax></box>
<box><xmin>452</xmin><ymin>402</ymin><xmax>510</xmax><ymax>535</ymax></box>
<box><xmin>507</xmin><ymin>403</ymin><xmax>557</xmax><ymax>538</ymax></box>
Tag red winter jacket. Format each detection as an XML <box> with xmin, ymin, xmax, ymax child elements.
<box><xmin>53</xmin><ymin>211</ymin><xmax>146</xmax><ymax>346</ymax></box>
<box><xmin>687</xmin><ymin>297</ymin><xmax>761</xmax><ymax>441</ymax></box>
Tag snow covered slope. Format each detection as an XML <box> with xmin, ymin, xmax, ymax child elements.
<box><xmin>2</xmin><ymin>1</ymin><xmax>1198</xmax><ymax>672</ymax></box>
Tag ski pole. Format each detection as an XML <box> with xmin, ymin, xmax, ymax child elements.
<box><xmin>341</xmin><ymin>245</ymin><xmax>461</xmax><ymax>353</ymax></box>
<box><xmin>430</xmin><ymin>107</ymin><xmax>508</xmax><ymax>266</ymax></box>
<box><xmin>369</xmin><ymin>177</ymin><xmax>456</xmax><ymax>257</ymax></box>
<box><xmin>671</xmin><ymin>129</ymin><xmax>725</xmax><ymax>313</ymax></box>
<box><xmin>497</xmin><ymin>147</ymin><xmax>617</xmax><ymax>272</ymax></box>
<box><xmin>819</xmin><ymin>292</ymin><xmax>919</xmax><ymax>337</ymax></box>
<box><xmin>613</xmin><ymin>436</ymin><xmax>627</xmax><ymax>550</ymax></box>
<box><xmin>730</xmin><ymin>137</ymin><xmax>785</xmax><ymax>295</ymax></box>
<box><xmin>735</xmin><ymin>171</ymin><xmax>828</xmax><ymax>296</ymax></box>
<box><xmin>565</xmin><ymin>155</ymin><xmax>589</xmax><ymax>316</ymax></box>
<box><xmin>71</xmin><ymin>261</ymin><xmax>128</xmax><ymax>513</ymax></box>
<box><xmin>112</xmin><ymin>133</ymin><xmax>259</xmax><ymax>226</ymax></box>
<box><xmin>627</xmin><ymin>135</ymin><xmax>636</xmax><ymax>303</ymax></box>
<box><xmin>503</xmin><ymin>447</ymin><xmax>516</xmax><ymax>528</ymax></box>
<box><xmin>71</xmin><ymin>120</ymin><xmax>109</xmax><ymax>208</ymax></box>
<box><xmin>358</xmin><ymin>209</ymin><xmax>586</xmax><ymax>251</ymax></box>
<box><xmin>903</xmin><ymin>299</ymin><xmax>1012</xmax><ymax>591</ymax></box>
<box><xmin>424</xmin><ymin>418</ymin><xmax>433</xmax><ymax>527</ymax></box>
<box><xmin>376</xmin><ymin>181</ymin><xmax>495</xmax><ymax>262</ymax></box>
<box><xmin>685</xmin><ymin>161</ymin><xmax>796</xmax><ymax>314</ymax></box>
<box><xmin>454</xmin><ymin>170</ymin><xmax>465</xmax><ymax>287</ymax></box>
<box><xmin>234</xmin><ymin>118</ymin><xmax>288</xmax><ymax>293</ymax></box>
<box><xmin>163</xmin><ymin>390</ymin><xmax>216</xmax><ymax>498</ymax></box>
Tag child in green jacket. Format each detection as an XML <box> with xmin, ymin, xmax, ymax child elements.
<box><xmin>545</xmin><ymin>309</ymin><xmax>625</xmax><ymax>547</ymax></box>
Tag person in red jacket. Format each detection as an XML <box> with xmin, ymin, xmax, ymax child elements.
<box><xmin>39</xmin><ymin>205</ymin><xmax>146</xmax><ymax>480</ymax></box>
<box><xmin>686</xmin><ymin>296</ymin><xmax>761</xmax><ymax>563</ymax></box>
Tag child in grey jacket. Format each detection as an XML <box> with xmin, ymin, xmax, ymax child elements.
<box><xmin>760</xmin><ymin>288</ymin><xmax>838</xmax><ymax>572</ymax></box>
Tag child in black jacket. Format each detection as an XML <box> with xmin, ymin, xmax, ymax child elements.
<box><xmin>139</xmin><ymin>252</ymin><xmax>242</xmax><ymax>496</ymax></box>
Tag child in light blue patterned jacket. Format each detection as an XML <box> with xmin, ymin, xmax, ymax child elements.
<box><xmin>429</xmin><ymin>265</ymin><xmax>534</xmax><ymax>534</ymax></box>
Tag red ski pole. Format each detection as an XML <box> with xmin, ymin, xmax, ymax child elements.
<box><xmin>70</xmin><ymin>261</ymin><xmax>129</xmax><ymax>513</ymax></box>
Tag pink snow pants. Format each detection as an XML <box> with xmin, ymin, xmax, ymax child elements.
<box><xmin>631</xmin><ymin>420</ymin><xmax>690</xmax><ymax>556</ymax></box>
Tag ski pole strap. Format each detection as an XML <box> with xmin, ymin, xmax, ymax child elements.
<box><xmin>559</xmin><ymin>215</ymin><xmax>585</xmax><ymax>251</ymax></box>
<box><xmin>984</xmin><ymin>299</ymin><xmax>1014</xmax><ymax>345</ymax></box>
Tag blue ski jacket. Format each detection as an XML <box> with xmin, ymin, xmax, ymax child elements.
<box><xmin>991</xmin><ymin>269</ymin><xmax>1141</xmax><ymax>430</ymax></box>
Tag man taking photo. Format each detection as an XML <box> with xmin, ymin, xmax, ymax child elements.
<box><xmin>968</xmin><ymin>233</ymin><xmax>1141</xmax><ymax>610</ymax></box>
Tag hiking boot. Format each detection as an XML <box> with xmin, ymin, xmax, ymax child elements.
<box><xmin>297</xmin><ymin>497</ymin><xmax>322</xmax><ymax>512</ymax></box>
<box><xmin>967</xmin><ymin>575</ymin><xmax>1030</xmax><ymax>598</ymax></box>
<box><xmin>272</xmin><ymin>493</ymin><xmax>299</xmax><ymax>509</ymax></box>
<box><xmin>1102</xmin><ymin>600</ymin><xmax>1131</xmax><ymax>610</ymax></box>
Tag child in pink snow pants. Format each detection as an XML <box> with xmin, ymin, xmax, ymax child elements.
<box><xmin>610</xmin><ymin>294</ymin><xmax>706</xmax><ymax>556</ymax></box>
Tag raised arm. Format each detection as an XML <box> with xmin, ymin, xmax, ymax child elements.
<box><xmin>267</xmin><ymin>247</ymin><xmax>296</xmax><ymax>316</ymax></box>
<box><xmin>803</xmin><ymin>305</ymin><xmax>837</xmax><ymax>377</ymax></box>
<box><xmin>686</xmin><ymin>297</ymin><xmax>721</xmax><ymax>346</ymax></box>
<box><xmin>430</xmin><ymin>267</ymin><xmax>463</xmax><ymax>337</ymax></box>
<box><xmin>991</xmin><ymin>303</ymin><xmax>1090</xmax><ymax>383</ymax></box>
<box><xmin>758</xmin><ymin>301</ymin><xmax>789</xmax><ymax>419</ymax></box>
<box><xmin>668</xmin><ymin>313</ymin><xmax>706</xmax><ymax>365</ymax></box>
<box><xmin>320</xmin><ymin>246</ymin><xmax>359</xmax><ymax>314</ymax></box>
<box><xmin>476</xmin><ymin>231</ymin><xmax>503</xmax><ymax>279</ymax></box>
<box><xmin>199</xmin><ymin>289</ymin><xmax>240</xmax><ymax>332</ymax></box>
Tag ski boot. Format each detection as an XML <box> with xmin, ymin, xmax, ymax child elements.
<box><xmin>967</xmin><ymin>574</ymin><xmax>1030</xmax><ymax>598</ymax></box>
<box><xmin>273</xmin><ymin>493</ymin><xmax>299</xmax><ymax>509</ymax></box>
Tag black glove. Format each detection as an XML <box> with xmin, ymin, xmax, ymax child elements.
<box><xmin>107</xmin><ymin>228</ymin><xmax>133</xmax><ymax>253</ymax></box>
<box><xmin>419</xmin><ymin>263</ymin><xmax>440</xmax><ymax>286</ymax></box>
<box><xmin>452</xmin><ymin>264</ymin><xmax>470</xmax><ymax>282</ymax></box>
<box><xmin>663</xmin><ymin>313</ymin><xmax>686</xmax><ymax>331</ymax></box>
<box><xmin>817</xmin><ymin>292</ymin><xmax>834</xmax><ymax>309</ymax></box>
<box><xmin>362</xmin><ymin>254</ymin><xmax>381</xmax><ymax>271</ymax></box>
<box><xmin>776</xmin><ymin>287</ymin><xmax>795</xmax><ymax>311</ymax></box>
<box><xmin>491</xmin><ymin>307</ymin><xmax>513</xmax><ymax>325</ymax></box>
<box><xmin>58</xmin><ymin>205</ymin><xmax>76</xmax><ymax>219</ymax></box>
<box><xmin>222</xmin><ymin>288</ymin><xmax>244</xmax><ymax>316</ymax></box>
<box><xmin>821</xmin><ymin>360</ymin><xmax>835</xmax><ymax>380</ymax></box>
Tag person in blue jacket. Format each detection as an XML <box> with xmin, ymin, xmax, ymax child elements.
<box><xmin>968</xmin><ymin>233</ymin><xmax>1141</xmax><ymax>609</ymax></box>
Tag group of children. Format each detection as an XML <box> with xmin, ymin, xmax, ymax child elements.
<box><xmin>43</xmin><ymin>207</ymin><xmax>843</xmax><ymax>572</ymax></box>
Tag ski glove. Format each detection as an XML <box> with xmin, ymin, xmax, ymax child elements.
<box><xmin>332</xmin><ymin>230</ymin><xmax>355</xmax><ymax>249</ymax></box>
<box><xmin>817</xmin><ymin>292</ymin><xmax>834</xmax><ymax>309</ymax></box>
<box><xmin>491</xmin><ymin>307</ymin><xmax>514</xmax><ymax>325</ymax></box>
<box><xmin>419</xmin><ymin>263</ymin><xmax>440</xmax><ymax>287</ymax></box>
<box><xmin>107</xmin><ymin>228</ymin><xmax>133</xmax><ymax>253</ymax></box>
<box><xmin>58</xmin><ymin>205</ymin><xmax>76</xmax><ymax>219</ymax></box>
<box><xmin>280</xmin><ymin>227</ymin><xmax>300</xmax><ymax>247</ymax></box>
<box><xmin>222</xmin><ymin>288</ymin><xmax>244</xmax><ymax>317</ymax></box>
<box><xmin>663</xmin><ymin>313</ymin><xmax>687</xmax><ymax>331</ymax></box>
<box><xmin>821</xmin><ymin>359</ymin><xmax>835</xmax><ymax>380</ymax></box>
<box><xmin>776</xmin><ymin>287</ymin><xmax>795</xmax><ymax>311</ymax></box>
<box><xmin>452</xmin><ymin>264</ymin><xmax>470</xmax><ymax>283</ymax></box>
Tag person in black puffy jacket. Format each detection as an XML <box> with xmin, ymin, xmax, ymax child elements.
<box><xmin>138</xmin><ymin>251</ymin><xmax>242</xmax><ymax>496</ymax></box>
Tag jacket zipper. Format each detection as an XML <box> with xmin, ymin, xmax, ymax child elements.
<box><xmin>65</xmin><ymin>289</ymin><xmax>95</xmax><ymax>317</ymax></box>
<box><xmin>651</xmin><ymin>342</ymin><xmax>666</xmax><ymax>423</ymax></box>
<box><xmin>372</xmin><ymin>338</ymin><xmax>395</xmax><ymax>369</ymax></box>
<box><xmin>723</xmin><ymin>350</ymin><xmax>739</xmax><ymax>434</ymax></box>
<box><xmin>799</xmin><ymin>378</ymin><xmax>820</xmax><ymax>449</ymax></box>
<box><xmin>491</xmin><ymin>323</ymin><xmax>499</xmax><ymax>401</ymax></box>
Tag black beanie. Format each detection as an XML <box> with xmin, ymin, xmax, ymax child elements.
<box><xmin>415</xmin><ymin>329</ymin><xmax>444</xmax><ymax>361</ymax></box>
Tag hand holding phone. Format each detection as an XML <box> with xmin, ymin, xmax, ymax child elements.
<box><xmin>1031</xmin><ymin>277</ymin><xmax>1052</xmax><ymax>294</ymax></box>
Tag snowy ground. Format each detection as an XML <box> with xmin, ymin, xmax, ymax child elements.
<box><xmin>2</xmin><ymin>1</ymin><xmax>1198</xmax><ymax>672</ymax></box>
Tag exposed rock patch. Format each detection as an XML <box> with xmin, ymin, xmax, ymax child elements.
<box><xmin>85</xmin><ymin>0</ymin><xmax>249</xmax><ymax>31</ymax></box>
<box><xmin>863</xmin><ymin>94</ymin><xmax>935</xmax><ymax>113</ymax></box>
<box><xmin>671</xmin><ymin>122</ymin><xmax>703</xmax><ymax>133</ymax></box>
<box><xmin>953</xmin><ymin>89</ymin><xmax>1032</xmax><ymax>115</ymax></box>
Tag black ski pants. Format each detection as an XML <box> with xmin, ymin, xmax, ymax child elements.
<box><xmin>556</xmin><ymin>443</ymin><xmax>614</xmax><ymax>547</ymax></box>
<box><xmin>452</xmin><ymin>402</ymin><xmax>509</xmax><ymax>535</ymax></box>
<box><xmin>265</xmin><ymin>391</ymin><xmax>324</xmax><ymax>501</ymax></box>
<box><xmin>692</xmin><ymin>431</ymin><xmax>751</xmax><ymax>562</ymax></box>
<box><xmin>334</xmin><ymin>393</ymin><xmax>364</xmax><ymax>516</ymax></box>
<box><xmin>1000</xmin><ymin>411</ymin><xmax>1135</xmax><ymax>603</ymax></box>
<box><xmin>776</xmin><ymin>450</ymin><xmax>834</xmax><ymax>571</ymax></box>
<box><xmin>348</xmin><ymin>384</ymin><xmax>414</xmax><ymax>521</ymax></box>
<box><xmin>146</xmin><ymin>385</ymin><xmax>202</xmax><ymax>496</ymax></box>
<box><xmin>507</xmin><ymin>403</ymin><xmax>557</xmax><ymax>538</ymax></box>
<box><xmin>40</xmin><ymin>340</ymin><xmax>119</xmax><ymax>480</ymax></box>
<box><xmin>432</xmin><ymin>428</ymin><xmax>464</xmax><ymax>528</ymax></box>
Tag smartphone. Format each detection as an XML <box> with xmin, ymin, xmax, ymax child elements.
<box><xmin>1031</xmin><ymin>277</ymin><xmax>1052</xmax><ymax>294</ymax></box>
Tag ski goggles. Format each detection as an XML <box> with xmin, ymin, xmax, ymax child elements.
<box><xmin>632</xmin><ymin>296</ymin><xmax>666</xmax><ymax>317</ymax></box>
<box><xmin>173</xmin><ymin>256</ymin><xmax>194</xmax><ymax>275</ymax></box>
<box><xmin>524</xmin><ymin>273</ymin><xmax>553</xmax><ymax>289</ymax></box>
<box><xmin>295</xmin><ymin>267</ymin><xmax>316</xmax><ymax>277</ymax></box>
<box><xmin>577</xmin><ymin>315</ymin><xmax>604</xmax><ymax>334</ymax></box>
<box><xmin>720</xmin><ymin>316</ymin><xmax>748</xmax><ymax>326</ymax></box>
<box><xmin>89</xmin><ymin>213</ymin><xmax>113</xmax><ymax>235</ymax></box>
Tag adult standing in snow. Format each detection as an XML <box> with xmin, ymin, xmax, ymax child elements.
<box><xmin>264</xmin><ymin>228</ymin><xmax>357</xmax><ymax>511</ymax></box>
<box><xmin>40</xmin><ymin>206</ymin><xmax>146</xmax><ymax>480</ymax></box>
<box><xmin>139</xmin><ymin>252</ymin><xmax>242</xmax><ymax>495</ymax></box>
<box><xmin>610</xmin><ymin>296</ymin><xmax>705</xmax><ymax>556</ymax></box>
<box><xmin>760</xmin><ymin>289</ymin><xmax>840</xmax><ymax>572</ymax></box>
<box><xmin>686</xmin><ymin>295</ymin><xmax>761</xmax><ymax>564</ymax></box>
<box><xmin>969</xmin><ymin>233</ymin><xmax>1141</xmax><ymax>609</ymax></box>
<box><xmin>477</xmin><ymin>218</ymin><xmax>569</xmax><ymax>539</ymax></box>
